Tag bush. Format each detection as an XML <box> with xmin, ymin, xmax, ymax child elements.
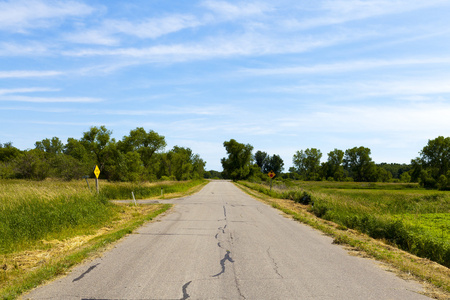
<box><xmin>285</xmin><ymin>190</ymin><xmax>312</xmax><ymax>205</ymax></box>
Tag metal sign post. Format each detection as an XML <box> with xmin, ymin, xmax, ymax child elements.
<box><xmin>94</xmin><ymin>165</ymin><xmax>101</xmax><ymax>194</ymax></box>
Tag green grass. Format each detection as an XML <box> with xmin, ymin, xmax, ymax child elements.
<box><xmin>1</xmin><ymin>204</ymin><xmax>172</xmax><ymax>300</ymax></box>
<box><xmin>401</xmin><ymin>213</ymin><xmax>450</xmax><ymax>241</ymax></box>
<box><xmin>0</xmin><ymin>179</ymin><xmax>206</xmax><ymax>255</ymax></box>
<box><xmin>0</xmin><ymin>193</ymin><xmax>115</xmax><ymax>254</ymax></box>
<box><xmin>0</xmin><ymin>178</ymin><xmax>207</xmax><ymax>299</ymax></box>
<box><xmin>100</xmin><ymin>179</ymin><xmax>207</xmax><ymax>200</ymax></box>
<box><xmin>240</xmin><ymin>180</ymin><xmax>450</xmax><ymax>268</ymax></box>
<box><xmin>237</xmin><ymin>182</ymin><xmax>450</xmax><ymax>297</ymax></box>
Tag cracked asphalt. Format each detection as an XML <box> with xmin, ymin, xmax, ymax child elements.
<box><xmin>25</xmin><ymin>180</ymin><xmax>431</xmax><ymax>300</ymax></box>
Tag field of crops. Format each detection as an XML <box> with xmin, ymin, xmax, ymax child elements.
<box><xmin>240</xmin><ymin>180</ymin><xmax>450</xmax><ymax>268</ymax></box>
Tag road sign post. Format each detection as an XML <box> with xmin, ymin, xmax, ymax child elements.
<box><xmin>94</xmin><ymin>165</ymin><xmax>101</xmax><ymax>194</ymax></box>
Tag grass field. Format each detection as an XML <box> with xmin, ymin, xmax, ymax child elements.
<box><xmin>236</xmin><ymin>182</ymin><xmax>450</xmax><ymax>298</ymax></box>
<box><xmin>0</xmin><ymin>178</ymin><xmax>206</xmax><ymax>299</ymax></box>
<box><xmin>240</xmin><ymin>180</ymin><xmax>450</xmax><ymax>268</ymax></box>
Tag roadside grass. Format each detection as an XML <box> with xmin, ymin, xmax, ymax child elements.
<box><xmin>0</xmin><ymin>178</ymin><xmax>206</xmax><ymax>299</ymax></box>
<box><xmin>240</xmin><ymin>181</ymin><xmax>450</xmax><ymax>268</ymax></box>
<box><xmin>100</xmin><ymin>179</ymin><xmax>207</xmax><ymax>200</ymax></box>
<box><xmin>1</xmin><ymin>203</ymin><xmax>172</xmax><ymax>300</ymax></box>
<box><xmin>236</xmin><ymin>181</ymin><xmax>450</xmax><ymax>299</ymax></box>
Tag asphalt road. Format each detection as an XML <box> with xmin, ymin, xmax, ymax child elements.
<box><xmin>25</xmin><ymin>181</ymin><xmax>431</xmax><ymax>300</ymax></box>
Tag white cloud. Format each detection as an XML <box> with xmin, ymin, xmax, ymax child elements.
<box><xmin>0</xmin><ymin>87</ymin><xmax>59</xmax><ymax>95</ymax></box>
<box><xmin>62</xmin><ymin>30</ymin><xmax>349</xmax><ymax>61</ymax></box>
<box><xmin>100</xmin><ymin>104</ymin><xmax>236</xmax><ymax>117</ymax></box>
<box><xmin>0</xmin><ymin>106</ymin><xmax>72</xmax><ymax>113</ymax></box>
<box><xmin>0</xmin><ymin>95</ymin><xmax>102</xmax><ymax>103</ymax></box>
<box><xmin>241</xmin><ymin>57</ymin><xmax>450</xmax><ymax>76</ymax></box>
<box><xmin>0</xmin><ymin>0</ymin><xmax>95</xmax><ymax>32</ymax></box>
<box><xmin>0</xmin><ymin>42</ymin><xmax>52</xmax><ymax>56</ymax></box>
<box><xmin>66</xmin><ymin>14</ymin><xmax>203</xmax><ymax>45</ymax></box>
<box><xmin>256</xmin><ymin>76</ymin><xmax>450</xmax><ymax>100</ymax></box>
<box><xmin>284</xmin><ymin>0</ymin><xmax>450</xmax><ymax>30</ymax></box>
<box><xmin>201</xmin><ymin>0</ymin><xmax>271</xmax><ymax>20</ymax></box>
<box><xmin>0</xmin><ymin>70</ymin><xmax>62</xmax><ymax>78</ymax></box>
<box><xmin>105</xmin><ymin>15</ymin><xmax>202</xmax><ymax>39</ymax></box>
<box><xmin>276</xmin><ymin>103</ymin><xmax>450</xmax><ymax>135</ymax></box>
<box><xmin>65</xmin><ymin>29</ymin><xmax>119</xmax><ymax>46</ymax></box>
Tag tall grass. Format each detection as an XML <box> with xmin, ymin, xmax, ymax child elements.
<box><xmin>0</xmin><ymin>193</ymin><xmax>113</xmax><ymax>254</ymax></box>
<box><xmin>100</xmin><ymin>179</ymin><xmax>206</xmax><ymax>200</ymax></box>
<box><xmin>0</xmin><ymin>179</ymin><xmax>206</xmax><ymax>255</ymax></box>
<box><xmin>240</xmin><ymin>180</ymin><xmax>450</xmax><ymax>268</ymax></box>
<box><xmin>0</xmin><ymin>180</ymin><xmax>115</xmax><ymax>254</ymax></box>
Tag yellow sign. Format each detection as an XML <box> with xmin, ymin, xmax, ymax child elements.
<box><xmin>268</xmin><ymin>171</ymin><xmax>276</xmax><ymax>179</ymax></box>
<box><xmin>94</xmin><ymin>165</ymin><xmax>100</xmax><ymax>179</ymax></box>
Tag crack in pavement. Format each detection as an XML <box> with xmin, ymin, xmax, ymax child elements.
<box><xmin>181</xmin><ymin>280</ymin><xmax>192</xmax><ymax>300</ymax></box>
<box><xmin>212</xmin><ymin>250</ymin><xmax>234</xmax><ymax>277</ymax></box>
<box><xmin>267</xmin><ymin>247</ymin><xmax>283</xmax><ymax>278</ymax></box>
<box><xmin>73</xmin><ymin>263</ymin><xmax>100</xmax><ymax>282</ymax></box>
<box><xmin>234</xmin><ymin>275</ymin><xmax>246</xmax><ymax>300</ymax></box>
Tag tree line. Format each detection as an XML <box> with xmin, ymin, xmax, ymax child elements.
<box><xmin>220</xmin><ymin>136</ymin><xmax>450</xmax><ymax>190</ymax></box>
<box><xmin>0</xmin><ymin>126</ymin><xmax>205</xmax><ymax>181</ymax></box>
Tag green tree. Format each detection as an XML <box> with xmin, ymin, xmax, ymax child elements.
<box><xmin>49</xmin><ymin>154</ymin><xmax>86</xmax><ymax>180</ymax></box>
<box><xmin>343</xmin><ymin>146</ymin><xmax>376</xmax><ymax>182</ymax></box>
<box><xmin>118</xmin><ymin>127</ymin><xmax>166</xmax><ymax>168</ymax></box>
<box><xmin>322</xmin><ymin>149</ymin><xmax>345</xmax><ymax>181</ymax></box>
<box><xmin>399</xmin><ymin>172</ymin><xmax>411</xmax><ymax>183</ymax></box>
<box><xmin>158</xmin><ymin>146</ymin><xmax>205</xmax><ymax>181</ymax></box>
<box><xmin>254</xmin><ymin>151</ymin><xmax>268</xmax><ymax>172</ymax></box>
<box><xmin>35</xmin><ymin>137</ymin><xmax>64</xmax><ymax>154</ymax></box>
<box><xmin>80</xmin><ymin>126</ymin><xmax>113</xmax><ymax>172</ymax></box>
<box><xmin>13</xmin><ymin>149</ymin><xmax>50</xmax><ymax>180</ymax></box>
<box><xmin>64</xmin><ymin>137</ymin><xmax>95</xmax><ymax>175</ymax></box>
<box><xmin>293</xmin><ymin>148</ymin><xmax>322</xmax><ymax>180</ymax></box>
<box><xmin>414</xmin><ymin>136</ymin><xmax>450</xmax><ymax>189</ymax></box>
<box><xmin>0</xmin><ymin>142</ymin><xmax>22</xmax><ymax>162</ymax></box>
<box><xmin>221</xmin><ymin>139</ymin><xmax>253</xmax><ymax>181</ymax></box>
<box><xmin>106</xmin><ymin>149</ymin><xmax>144</xmax><ymax>182</ymax></box>
<box><xmin>263</xmin><ymin>154</ymin><xmax>284</xmax><ymax>175</ymax></box>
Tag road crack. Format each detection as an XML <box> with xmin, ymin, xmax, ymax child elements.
<box><xmin>181</xmin><ymin>281</ymin><xmax>192</xmax><ymax>300</ymax></box>
<box><xmin>72</xmin><ymin>263</ymin><xmax>100</xmax><ymax>282</ymax></box>
<box><xmin>267</xmin><ymin>248</ymin><xmax>283</xmax><ymax>278</ymax></box>
<box><xmin>212</xmin><ymin>250</ymin><xmax>234</xmax><ymax>277</ymax></box>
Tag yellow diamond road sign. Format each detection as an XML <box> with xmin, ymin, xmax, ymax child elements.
<box><xmin>94</xmin><ymin>165</ymin><xmax>100</xmax><ymax>179</ymax></box>
<box><xmin>268</xmin><ymin>171</ymin><xmax>275</xmax><ymax>179</ymax></box>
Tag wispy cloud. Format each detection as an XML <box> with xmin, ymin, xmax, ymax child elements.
<box><xmin>201</xmin><ymin>0</ymin><xmax>271</xmax><ymax>20</ymax></box>
<box><xmin>276</xmin><ymin>102</ymin><xmax>450</xmax><ymax>134</ymax></box>
<box><xmin>0</xmin><ymin>105</ymin><xmax>72</xmax><ymax>113</ymax></box>
<box><xmin>0</xmin><ymin>70</ymin><xmax>62</xmax><ymax>78</ymax></box>
<box><xmin>0</xmin><ymin>95</ymin><xmax>103</xmax><ymax>103</ymax></box>
<box><xmin>0</xmin><ymin>87</ymin><xmax>60</xmax><ymax>95</ymax></box>
<box><xmin>100</xmin><ymin>104</ymin><xmax>236</xmax><ymax>117</ymax></box>
<box><xmin>62</xmin><ymin>30</ymin><xmax>350</xmax><ymax>61</ymax></box>
<box><xmin>0</xmin><ymin>0</ymin><xmax>95</xmax><ymax>33</ymax></box>
<box><xmin>241</xmin><ymin>57</ymin><xmax>450</xmax><ymax>76</ymax></box>
<box><xmin>254</xmin><ymin>76</ymin><xmax>450</xmax><ymax>100</ymax></box>
<box><xmin>0</xmin><ymin>42</ymin><xmax>53</xmax><ymax>56</ymax></box>
<box><xmin>66</xmin><ymin>14</ymin><xmax>203</xmax><ymax>45</ymax></box>
<box><xmin>282</xmin><ymin>0</ymin><xmax>450</xmax><ymax>30</ymax></box>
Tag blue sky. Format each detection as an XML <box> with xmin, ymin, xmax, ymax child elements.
<box><xmin>1</xmin><ymin>0</ymin><xmax>450</xmax><ymax>171</ymax></box>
